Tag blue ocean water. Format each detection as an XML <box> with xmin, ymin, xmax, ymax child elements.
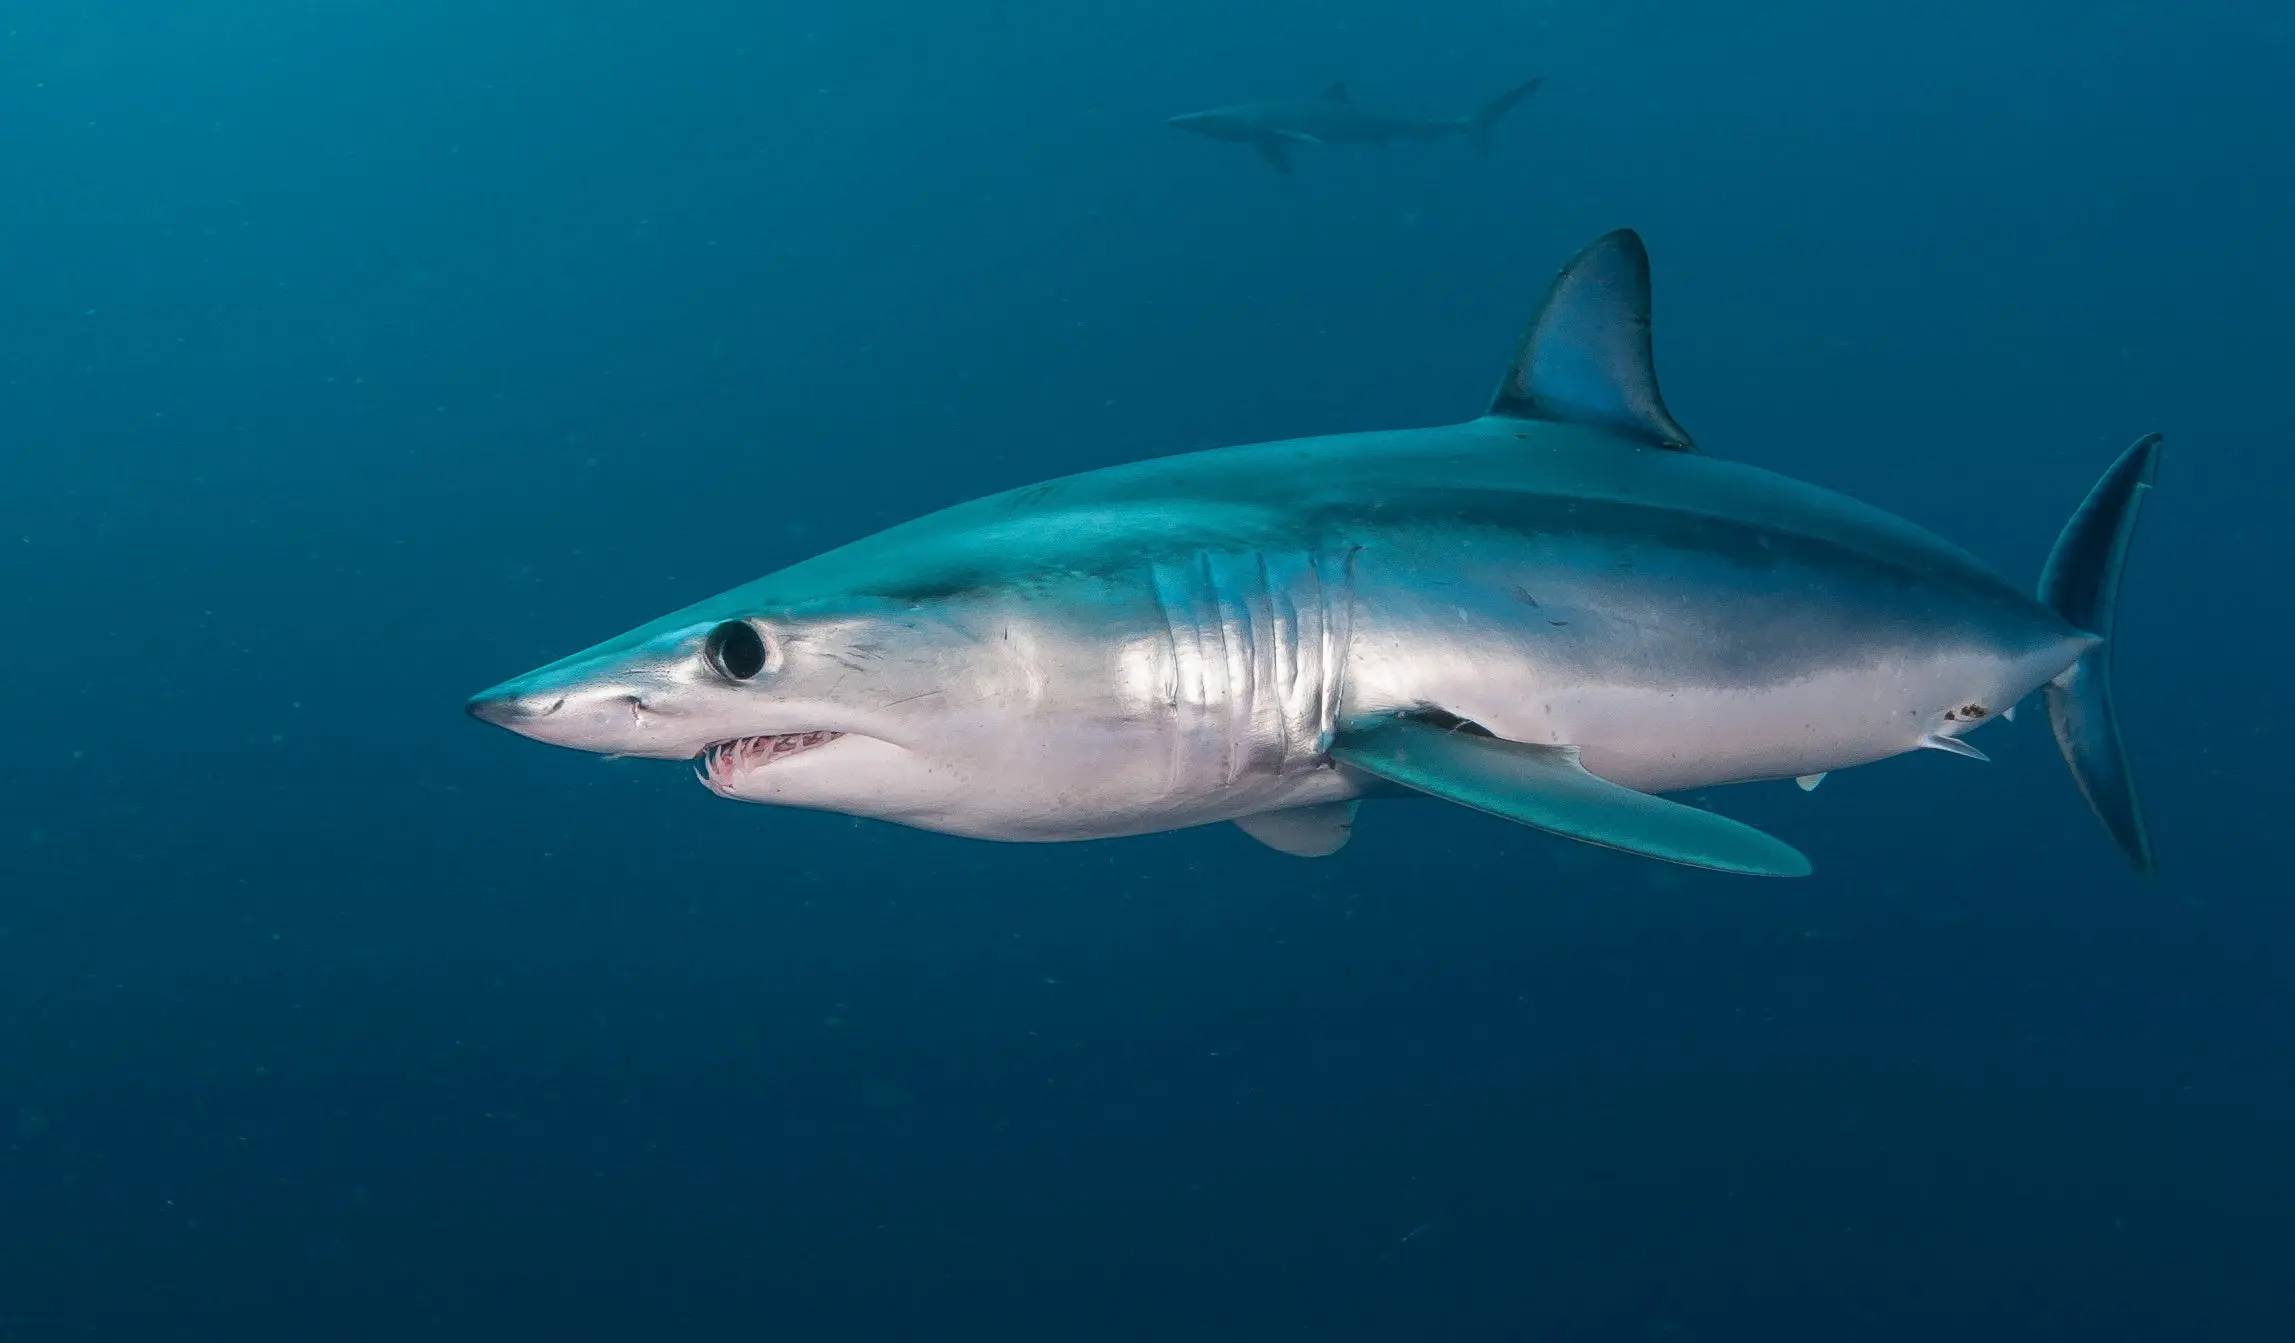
<box><xmin>3</xmin><ymin>0</ymin><xmax>2289</xmax><ymax>1337</ymax></box>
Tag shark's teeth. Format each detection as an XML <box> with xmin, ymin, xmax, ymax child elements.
<box><xmin>699</xmin><ymin>731</ymin><xmax>845</xmax><ymax>789</ymax></box>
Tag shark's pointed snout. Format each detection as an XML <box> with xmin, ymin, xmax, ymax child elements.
<box><xmin>465</xmin><ymin>685</ymin><xmax>563</xmax><ymax>727</ymax></box>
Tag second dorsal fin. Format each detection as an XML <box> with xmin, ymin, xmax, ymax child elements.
<box><xmin>1488</xmin><ymin>229</ymin><xmax>1695</xmax><ymax>452</ymax></box>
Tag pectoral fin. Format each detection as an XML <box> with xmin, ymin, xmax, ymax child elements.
<box><xmin>1254</xmin><ymin>139</ymin><xmax>1295</xmax><ymax>174</ymax></box>
<box><xmin>1233</xmin><ymin>800</ymin><xmax>1359</xmax><ymax>857</ymax></box>
<box><xmin>1330</xmin><ymin>719</ymin><xmax>1810</xmax><ymax>877</ymax></box>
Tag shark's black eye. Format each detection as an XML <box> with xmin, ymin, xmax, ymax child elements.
<box><xmin>705</xmin><ymin>620</ymin><xmax>767</xmax><ymax>681</ymax></box>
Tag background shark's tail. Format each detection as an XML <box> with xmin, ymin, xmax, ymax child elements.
<box><xmin>2037</xmin><ymin>433</ymin><xmax>2162</xmax><ymax>874</ymax></box>
<box><xmin>1465</xmin><ymin>77</ymin><xmax>1543</xmax><ymax>155</ymax></box>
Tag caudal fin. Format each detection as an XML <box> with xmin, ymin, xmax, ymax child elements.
<box><xmin>2037</xmin><ymin>433</ymin><xmax>2162</xmax><ymax>874</ymax></box>
<box><xmin>1466</xmin><ymin>77</ymin><xmax>1543</xmax><ymax>155</ymax></box>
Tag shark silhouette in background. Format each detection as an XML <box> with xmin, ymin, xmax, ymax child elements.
<box><xmin>1167</xmin><ymin>77</ymin><xmax>1543</xmax><ymax>173</ymax></box>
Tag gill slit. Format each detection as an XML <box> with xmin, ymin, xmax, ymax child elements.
<box><xmin>1148</xmin><ymin>557</ymin><xmax>1185</xmax><ymax>791</ymax></box>
<box><xmin>1262</xmin><ymin>549</ymin><xmax>1295</xmax><ymax>767</ymax></box>
<box><xmin>1217</xmin><ymin>549</ymin><xmax>1259</xmax><ymax>787</ymax></box>
<box><xmin>1318</xmin><ymin>545</ymin><xmax>1359</xmax><ymax>750</ymax></box>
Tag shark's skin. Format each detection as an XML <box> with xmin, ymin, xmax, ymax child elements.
<box><xmin>1168</xmin><ymin>78</ymin><xmax>1542</xmax><ymax>173</ymax></box>
<box><xmin>469</xmin><ymin>231</ymin><xmax>2159</xmax><ymax>877</ymax></box>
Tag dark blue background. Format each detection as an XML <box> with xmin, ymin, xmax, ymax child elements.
<box><xmin>4</xmin><ymin>1</ymin><xmax>2289</xmax><ymax>1337</ymax></box>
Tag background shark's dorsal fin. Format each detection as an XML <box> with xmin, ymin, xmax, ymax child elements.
<box><xmin>1321</xmin><ymin>81</ymin><xmax>1350</xmax><ymax>103</ymax></box>
<box><xmin>1488</xmin><ymin>229</ymin><xmax>1696</xmax><ymax>452</ymax></box>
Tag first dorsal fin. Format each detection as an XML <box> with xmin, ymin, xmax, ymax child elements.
<box><xmin>1488</xmin><ymin>229</ymin><xmax>1695</xmax><ymax>452</ymax></box>
<box><xmin>1321</xmin><ymin>81</ymin><xmax>1350</xmax><ymax>103</ymax></box>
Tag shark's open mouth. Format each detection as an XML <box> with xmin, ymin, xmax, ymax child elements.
<box><xmin>699</xmin><ymin>732</ymin><xmax>844</xmax><ymax>787</ymax></box>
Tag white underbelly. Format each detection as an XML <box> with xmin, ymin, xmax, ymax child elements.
<box><xmin>1435</xmin><ymin>658</ymin><xmax>1993</xmax><ymax>795</ymax></box>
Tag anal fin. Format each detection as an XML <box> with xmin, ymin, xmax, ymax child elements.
<box><xmin>1234</xmin><ymin>801</ymin><xmax>1359</xmax><ymax>857</ymax></box>
<box><xmin>1796</xmin><ymin>773</ymin><xmax>1827</xmax><ymax>792</ymax></box>
<box><xmin>1330</xmin><ymin>718</ymin><xmax>1809</xmax><ymax>878</ymax></box>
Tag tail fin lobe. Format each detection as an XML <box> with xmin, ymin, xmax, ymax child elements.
<box><xmin>2037</xmin><ymin>433</ymin><xmax>2162</xmax><ymax>875</ymax></box>
<box><xmin>1467</xmin><ymin>77</ymin><xmax>1543</xmax><ymax>155</ymax></box>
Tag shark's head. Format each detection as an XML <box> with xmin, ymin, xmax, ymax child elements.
<box><xmin>467</xmin><ymin>593</ymin><xmax>974</xmax><ymax>820</ymax></box>
<box><xmin>1165</xmin><ymin>107</ymin><xmax>1258</xmax><ymax>142</ymax></box>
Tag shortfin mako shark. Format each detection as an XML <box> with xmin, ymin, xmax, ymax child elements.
<box><xmin>469</xmin><ymin>230</ymin><xmax>2160</xmax><ymax>878</ymax></box>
